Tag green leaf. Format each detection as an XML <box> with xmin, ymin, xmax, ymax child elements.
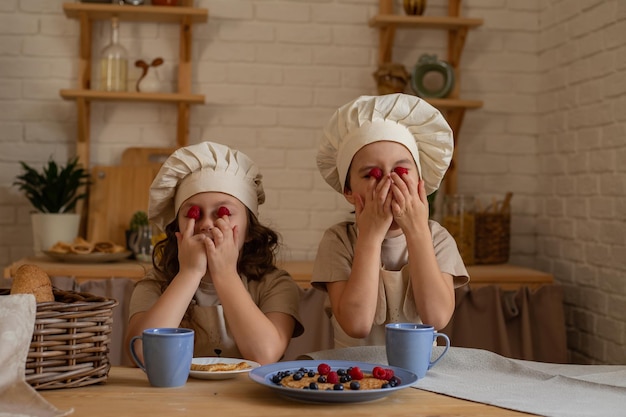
<box><xmin>13</xmin><ymin>156</ymin><xmax>91</xmax><ymax>213</ymax></box>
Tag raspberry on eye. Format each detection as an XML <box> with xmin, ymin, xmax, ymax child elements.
<box><xmin>394</xmin><ymin>167</ymin><xmax>408</xmax><ymax>176</ymax></box>
<box><xmin>217</xmin><ymin>206</ymin><xmax>230</xmax><ymax>217</ymax></box>
<box><xmin>369</xmin><ymin>167</ymin><xmax>383</xmax><ymax>180</ymax></box>
<box><xmin>186</xmin><ymin>205</ymin><xmax>201</xmax><ymax>220</ymax></box>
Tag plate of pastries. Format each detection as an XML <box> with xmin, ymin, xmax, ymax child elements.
<box><xmin>44</xmin><ymin>237</ymin><xmax>131</xmax><ymax>263</ymax></box>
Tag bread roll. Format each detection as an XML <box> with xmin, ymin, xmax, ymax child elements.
<box><xmin>10</xmin><ymin>264</ymin><xmax>55</xmax><ymax>303</ymax></box>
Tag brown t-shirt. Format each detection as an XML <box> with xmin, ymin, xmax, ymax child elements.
<box><xmin>129</xmin><ymin>268</ymin><xmax>304</xmax><ymax>359</ymax></box>
<box><xmin>311</xmin><ymin>220</ymin><xmax>469</xmax><ymax>347</ymax></box>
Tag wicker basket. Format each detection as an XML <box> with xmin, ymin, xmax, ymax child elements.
<box><xmin>1</xmin><ymin>288</ymin><xmax>118</xmax><ymax>390</ymax></box>
<box><xmin>474</xmin><ymin>212</ymin><xmax>510</xmax><ymax>264</ymax></box>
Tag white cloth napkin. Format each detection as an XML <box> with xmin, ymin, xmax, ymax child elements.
<box><xmin>0</xmin><ymin>294</ymin><xmax>73</xmax><ymax>417</ymax></box>
<box><xmin>300</xmin><ymin>345</ymin><xmax>626</xmax><ymax>417</ymax></box>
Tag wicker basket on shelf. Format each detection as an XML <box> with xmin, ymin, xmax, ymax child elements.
<box><xmin>474</xmin><ymin>192</ymin><xmax>513</xmax><ymax>265</ymax></box>
<box><xmin>1</xmin><ymin>288</ymin><xmax>118</xmax><ymax>390</ymax></box>
<box><xmin>474</xmin><ymin>211</ymin><xmax>510</xmax><ymax>264</ymax></box>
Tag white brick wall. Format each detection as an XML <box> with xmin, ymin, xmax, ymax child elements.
<box><xmin>536</xmin><ymin>0</ymin><xmax>626</xmax><ymax>364</ymax></box>
<box><xmin>0</xmin><ymin>0</ymin><xmax>624</xmax><ymax>364</ymax></box>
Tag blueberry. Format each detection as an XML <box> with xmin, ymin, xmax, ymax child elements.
<box><xmin>271</xmin><ymin>374</ymin><xmax>282</xmax><ymax>384</ymax></box>
<box><xmin>333</xmin><ymin>384</ymin><xmax>344</xmax><ymax>391</ymax></box>
<box><xmin>350</xmin><ymin>381</ymin><xmax>361</xmax><ymax>390</ymax></box>
<box><xmin>317</xmin><ymin>376</ymin><xmax>327</xmax><ymax>383</ymax></box>
<box><xmin>337</xmin><ymin>368</ymin><xmax>347</xmax><ymax>376</ymax></box>
<box><xmin>293</xmin><ymin>372</ymin><xmax>304</xmax><ymax>381</ymax></box>
<box><xmin>307</xmin><ymin>370</ymin><xmax>316</xmax><ymax>377</ymax></box>
<box><xmin>389</xmin><ymin>376</ymin><xmax>401</xmax><ymax>386</ymax></box>
<box><xmin>309</xmin><ymin>382</ymin><xmax>319</xmax><ymax>390</ymax></box>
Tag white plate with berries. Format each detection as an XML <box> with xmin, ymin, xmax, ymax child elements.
<box><xmin>249</xmin><ymin>360</ymin><xmax>418</xmax><ymax>403</ymax></box>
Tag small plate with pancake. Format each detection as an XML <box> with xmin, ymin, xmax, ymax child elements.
<box><xmin>190</xmin><ymin>357</ymin><xmax>261</xmax><ymax>380</ymax></box>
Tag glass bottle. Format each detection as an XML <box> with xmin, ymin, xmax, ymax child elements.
<box><xmin>442</xmin><ymin>194</ymin><xmax>475</xmax><ymax>265</ymax></box>
<box><xmin>99</xmin><ymin>17</ymin><xmax>128</xmax><ymax>92</ymax></box>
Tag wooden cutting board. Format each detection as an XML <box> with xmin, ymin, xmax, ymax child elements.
<box><xmin>87</xmin><ymin>165</ymin><xmax>162</xmax><ymax>245</ymax></box>
<box><xmin>121</xmin><ymin>147</ymin><xmax>176</xmax><ymax>166</ymax></box>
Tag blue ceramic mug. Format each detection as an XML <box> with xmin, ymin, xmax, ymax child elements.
<box><xmin>385</xmin><ymin>323</ymin><xmax>450</xmax><ymax>379</ymax></box>
<box><xmin>130</xmin><ymin>328</ymin><xmax>194</xmax><ymax>388</ymax></box>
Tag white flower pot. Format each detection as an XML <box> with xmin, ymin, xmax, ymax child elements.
<box><xmin>31</xmin><ymin>213</ymin><xmax>81</xmax><ymax>256</ymax></box>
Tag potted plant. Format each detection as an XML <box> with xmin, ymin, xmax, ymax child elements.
<box><xmin>14</xmin><ymin>156</ymin><xmax>90</xmax><ymax>254</ymax></box>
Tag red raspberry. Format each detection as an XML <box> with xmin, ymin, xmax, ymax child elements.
<box><xmin>317</xmin><ymin>363</ymin><xmax>331</xmax><ymax>376</ymax></box>
<box><xmin>368</xmin><ymin>167</ymin><xmax>383</xmax><ymax>180</ymax></box>
<box><xmin>217</xmin><ymin>206</ymin><xmax>230</xmax><ymax>217</ymax></box>
<box><xmin>348</xmin><ymin>366</ymin><xmax>363</xmax><ymax>380</ymax></box>
<box><xmin>394</xmin><ymin>167</ymin><xmax>408</xmax><ymax>176</ymax></box>
<box><xmin>372</xmin><ymin>366</ymin><xmax>387</xmax><ymax>380</ymax></box>
<box><xmin>326</xmin><ymin>371</ymin><xmax>339</xmax><ymax>384</ymax></box>
<box><xmin>186</xmin><ymin>205</ymin><xmax>201</xmax><ymax>220</ymax></box>
<box><xmin>384</xmin><ymin>368</ymin><xmax>394</xmax><ymax>380</ymax></box>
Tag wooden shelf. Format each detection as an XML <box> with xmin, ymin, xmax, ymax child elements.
<box><xmin>63</xmin><ymin>3</ymin><xmax>208</xmax><ymax>23</ymax></box>
<box><xmin>60</xmin><ymin>2</ymin><xmax>207</xmax><ymax>166</ymax></box>
<box><xmin>369</xmin><ymin>14</ymin><xmax>483</xmax><ymax>29</ymax></box>
<box><xmin>60</xmin><ymin>89</ymin><xmax>205</xmax><ymax>104</ymax></box>
<box><xmin>370</xmin><ymin>0</ymin><xmax>483</xmax><ymax>195</ymax></box>
<box><xmin>425</xmin><ymin>98</ymin><xmax>483</xmax><ymax>110</ymax></box>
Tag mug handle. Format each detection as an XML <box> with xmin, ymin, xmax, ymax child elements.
<box><xmin>429</xmin><ymin>332</ymin><xmax>450</xmax><ymax>369</ymax></box>
<box><xmin>129</xmin><ymin>335</ymin><xmax>146</xmax><ymax>372</ymax></box>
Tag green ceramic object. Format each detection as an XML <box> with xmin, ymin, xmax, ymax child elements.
<box><xmin>411</xmin><ymin>54</ymin><xmax>455</xmax><ymax>99</ymax></box>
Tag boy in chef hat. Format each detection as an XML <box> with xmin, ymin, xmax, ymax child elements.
<box><xmin>313</xmin><ymin>93</ymin><xmax>469</xmax><ymax>348</ymax></box>
<box><xmin>126</xmin><ymin>141</ymin><xmax>303</xmax><ymax>364</ymax></box>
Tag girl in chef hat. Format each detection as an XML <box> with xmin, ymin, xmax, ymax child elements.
<box><xmin>125</xmin><ymin>142</ymin><xmax>303</xmax><ymax>364</ymax></box>
<box><xmin>314</xmin><ymin>93</ymin><xmax>469</xmax><ymax>348</ymax></box>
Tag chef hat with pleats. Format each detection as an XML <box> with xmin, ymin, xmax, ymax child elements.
<box><xmin>317</xmin><ymin>93</ymin><xmax>454</xmax><ymax>196</ymax></box>
<box><xmin>149</xmin><ymin>141</ymin><xmax>265</xmax><ymax>232</ymax></box>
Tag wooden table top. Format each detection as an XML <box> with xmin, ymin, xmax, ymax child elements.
<box><xmin>40</xmin><ymin>366</ymin><xmax>531</xmax><ymax>416</ymax></box>
<box><xmin>4</xmin><ymin>257</ymin><xmax>553</xmax><ymax>290</ymax></box>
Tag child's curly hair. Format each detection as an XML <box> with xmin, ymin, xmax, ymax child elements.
<box><xmin>152</xmin><ymin>209</ymin><xmax>280</xmax><ymax>285</ymax></box>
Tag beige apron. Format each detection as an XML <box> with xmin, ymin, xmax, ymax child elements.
<box><xmin>179</xmin><ymin>280</ymin><xmax>242</xmax><ymax>359</ymax></box>
<box><xmin>332</xmin><ymin>265</ymin><xmax>421</xmax><ymax>348</ymax></box>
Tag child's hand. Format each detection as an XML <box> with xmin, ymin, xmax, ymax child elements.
<box><xmin>390</xmin><ymin>172</ymin><xmax>430</xmax><ymax>234</ymax></box>
<box><xmin>203</xmin><ymin>215</ymin><xmax>240</xmax><ymax>278</ymax></box>
<box><xmin>175</xmin><ymin>218</ymin><xmax>208</xmax><ymax>278</ymax></box>
<box><xmin>354</xmin><ymin>175</ymin><xmax>393</xmax><ymax>242</ymax></box>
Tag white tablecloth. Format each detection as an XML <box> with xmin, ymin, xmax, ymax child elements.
<box><xmin>301</xmin><ymin>346</ymin><xmax>626</xmax><ymax>417</ymax></box>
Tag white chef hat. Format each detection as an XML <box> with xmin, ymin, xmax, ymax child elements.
<box><xmin>149</xmin><ymin>141</ymin><xmax>265</xmax><ymax>232</ymax></box>
<box><xmin>317</xmin><ymin>93</ymin><xmax>454</xmax><ymax>195</ymax></box>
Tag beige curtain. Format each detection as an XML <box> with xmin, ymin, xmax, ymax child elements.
<box><xmin>441</xmin><ymin>284</ymin><xmax>568</xmax><ymax>363</ymax></box>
